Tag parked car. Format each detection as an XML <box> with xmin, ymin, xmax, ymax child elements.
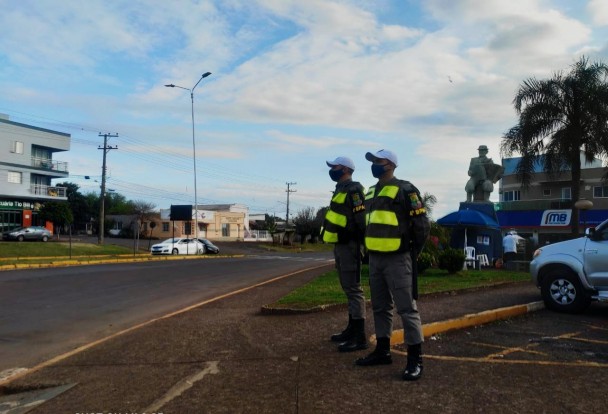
<box><xmin>197</xmin><ymin>238</ymin><xmax>220</xmax><ymax>254</ymax></box>
<box><xmin>2</xmin><ymin>226</ymin><xmax>52</xmax><ymax>242</ymax></box>
<box><xmin>150</xmin><ymin>238</ymin><xmax>204</xmax><ymax>255</ymax></box>
<box><xmin>530</xmin><ymin>218</ymin><xmax>608</xmax><ymax>313</ymax></box>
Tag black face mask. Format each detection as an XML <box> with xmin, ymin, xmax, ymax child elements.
<box><xmin>371</xmin><ymin>164</ymin><xmax>386</xmax><ymax>178</ymax></box>
<box><xmin>329</xmin><ymin>168</ymin><xmax>345</xmax><ymax>182</ymax></box>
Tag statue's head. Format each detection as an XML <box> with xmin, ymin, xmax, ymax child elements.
<box><xmin>478</xmin><ymin>145</ymin><xmax>489</xmax><ymax>155</ymax></box>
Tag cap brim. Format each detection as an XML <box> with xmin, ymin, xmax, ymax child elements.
<box><xmin>365</xmin><ymin>152</ymin><xmax>377</xmax><ymax>162</ymax></box>
<box><xmin>326</xmin><ymin>160</ymin><xmax>337</xmax><ymax>167</ymax></box>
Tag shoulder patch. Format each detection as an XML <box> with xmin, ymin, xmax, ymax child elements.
<box><xmin>351</xmin><ymin>192</ymin><xmax>365</xmax><ymax>212</ymax></box>
<box><xmin>408</xmin><ymin>192</ymin><xmax>423</xmax><ymax>210</ymax></box>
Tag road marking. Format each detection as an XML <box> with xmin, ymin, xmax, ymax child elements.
<box><xmin>0</xmin><ymin>262</ymin><xmax>333</xmax><ymax>387</ymax></box>
<box><xmin>391</xmin><ymin>326</ymin><xmax>608</xmax><ymax>369</ymax></box>
<box><xmin>391</xmin><ymin>349</ymin><xmax>608</xmax><ymax>368</ymax></box>
<box><xmin>469</xmin><ymin>341</ymin><xmax>548</xmax><ymax>358</ymax></box>
<box><xmin>142</xmin><ymin>361</ymin><xmax>219</xmax><ymax>413</ymax></box>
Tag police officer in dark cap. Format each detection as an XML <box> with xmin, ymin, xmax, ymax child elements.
<box><xmin>321</xmin><ymin>156</ymin><xmax>368</xmax><ymax>352</ymax></box>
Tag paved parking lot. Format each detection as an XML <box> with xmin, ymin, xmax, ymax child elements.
<box><xmin>418</xmin><ymin>304</ymin><xmax>608</xmax><ymax>367</ymax></box>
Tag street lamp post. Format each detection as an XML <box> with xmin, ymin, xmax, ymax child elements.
<box><xmin>165</xmin><ymin>72</ymin><xmax>212</xmax><ymax>244</ymax></box>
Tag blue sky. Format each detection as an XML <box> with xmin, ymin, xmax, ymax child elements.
<box><xmin>1</xmin><ymin>0</ymin><xmax>608</xmax><ymax>220</ymax></box>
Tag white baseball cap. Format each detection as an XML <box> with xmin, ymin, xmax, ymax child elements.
<box><xmin>365</xmin><ymin>149</ymin><xmax>398</xmax><ymax>167</ymax></box>
<box><xmin>326</xmin><ymin>156</ymin><xmax>355</xmax><ymax>170</ymax></box>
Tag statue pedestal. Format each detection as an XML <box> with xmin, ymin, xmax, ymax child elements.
<box><xmin>459</xmin><ymin>202</ymin><xmax>498</xmax><ymax>222</ymax></box>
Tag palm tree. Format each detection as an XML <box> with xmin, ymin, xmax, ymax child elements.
<box><xmin>501</xmin><ymin>56</ymin><xmax>608</xmax><ymax>234</ymax></box>
<box><xmin>421</xmin><ymin>192</ymin><xmax>437</xmax><ymax>219</ymax></box>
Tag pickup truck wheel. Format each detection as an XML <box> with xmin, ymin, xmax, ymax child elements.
<box><xmin>541</xmin><ymin>271</ymin><xmax>591</xmax><ymax>313</ymax></box>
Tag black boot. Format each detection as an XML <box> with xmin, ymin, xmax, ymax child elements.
<box><xmin>355</xmin><ymin>337</ymin><xmax>392</xmax><ymax>366</ymax></box>
<box><xmin>338</xmin><ymin>318</ymin><xmax>368</xmax><ymax>352</ymax></box>
<box><xmin>402</xmin><ymin>343</ymin><xmax>423</xmax><ymax>381</ymax></box>
<box><xmin>330</xmin><ymin>314</ymin><xmax>353</xmax><ymax>342</ymax></box>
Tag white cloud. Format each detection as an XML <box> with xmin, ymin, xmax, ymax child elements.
<box><xmin>1</xmin><ymin>0</ymin><xmax>605</xmax><ymax>219</ymax></box>
<box><xmin>588</xmin><ymin>0</ymin><xmax>608</xmax><ymax>26</ymax></box>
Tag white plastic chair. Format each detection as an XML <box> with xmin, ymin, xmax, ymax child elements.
<box><xmin>464</xmin><ymin>246</ymin><xmax>476</xmax><ymax>269</ymax></box>
<box><xmin>477</xmin><ymin>254</ymin><xmax>490</xmax><ymax>267</ymax></box>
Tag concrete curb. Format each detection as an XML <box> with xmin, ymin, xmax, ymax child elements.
<box><xmin>0</xmin><ymin>254</ymin><xmax>244</xmax><ymax>271</ymax></box>
<box><xmin>389</xmin><ymin>301</ymin><xmax>545</xmax><ymax>345</ymax></box>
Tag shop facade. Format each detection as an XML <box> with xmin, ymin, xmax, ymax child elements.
<box><xmin>0</xmin><ymin>115</ymin><xmax>70</xmax><ymax>233</ymax></box>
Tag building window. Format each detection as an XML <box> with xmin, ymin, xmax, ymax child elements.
<box><xmin>594</xmin><ymin>186</ymin><xmax>608</xmax><ymax>198</ymax></box>
<box><xmin>503</xmin><ymin>190</ymin><xmax>520</xmax><ymax>202</ymax></box>
<box><xmin>543</xmin><ymin>189</ymin><xmax>551</xmax><ymax>197</ymax></box>
<box><xmin>561</xmin><ymin>187</ymin><xmax>571</xmax><ymax>200</ymax></box>
<box><xmin>11</xmin><ymin>141</ymin><xmax>24</xmax><ymax>154</ymax></box>
<box><xmin>7</xmin><ymin>171</ymin><xmax>22</xmax><ymax>184</ymax></box>
<box><xmin>162</xmin><ymin>222</ymin><xmax>169</xmax><ymax>232</ymax></box>
<box><xmin>222</xmin><ymin>223</ymin><xmax>230</xmax><ymax>237</ymax></box>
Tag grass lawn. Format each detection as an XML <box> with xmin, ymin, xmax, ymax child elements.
<box><xmin>0</xmin><ymin>241</ymin><xmax>139</xmax><ymax>265</ymax></box>
<box><xmin>271</xmin><ymin>265</ymin><xmax>530</xmax><ymax>310</ymax></box>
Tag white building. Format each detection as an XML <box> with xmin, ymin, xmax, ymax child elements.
<box><xmin>0</xmin><ymin>114</ymin><xmax>70</xmax><ymax>232</ymax></box>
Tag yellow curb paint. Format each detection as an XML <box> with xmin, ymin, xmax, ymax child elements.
<box><xmin>390</xmin><ymin>349</ymin><xmax>608</xmax><ymax>368</ymax></box>
<box><xmin>389</xmin><ymin>301</ymin><xmax>545</xmax><ymax>345</ymax></box>
<box><xmin>0</xmin><ymin>254</ymin><xmax>245</xmax><ymax>271</ymax></box>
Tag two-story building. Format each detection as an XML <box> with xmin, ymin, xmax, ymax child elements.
<box><xmin>0</xmin><ymin>114</ymin><xmax>70</xmax><ymax>232</ymax></box>
<box><xmin>107</xmin><ymin>204</ymin><xmax>251</xmax><ymax>242</ymax></box>
<box><xmin>496</xmin><ymin>153</ymin><xmax>608</xmax><ymax>247</ymax></box>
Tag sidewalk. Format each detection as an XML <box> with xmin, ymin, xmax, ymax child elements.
<box><xmin>2</xmin><ymin>265</ymin><xmax>543</xmax><ymax>413</ymax></box>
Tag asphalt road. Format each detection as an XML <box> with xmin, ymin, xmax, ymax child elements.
<box><xmin>0</xmin><ymin>251</ymin><xmax>333</xmax><ymax>374</ymax></box>
<box><xmin>2</xmin><ymin>268</ymin><xmax>606</xmax><ymax>413</ymax></box>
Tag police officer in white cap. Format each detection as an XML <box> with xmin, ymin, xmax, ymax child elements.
<box><xmin>321</xmin><ymin>156</ymin><xmax>368</xmax><ymax>352</ymax></box>
<box><xmin>355</xmin><ymin>149</ymin><xmax>430</xmax><ymax>381</ymax></box>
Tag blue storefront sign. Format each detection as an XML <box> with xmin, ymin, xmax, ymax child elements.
<box><xmin>497</xmin><ymin>209</ymin><xmax>607</xmax><ymax>228</ymax></box>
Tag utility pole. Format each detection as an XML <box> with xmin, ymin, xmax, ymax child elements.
<box><xmin>285</xmin><ymin>182</ymin><xmax>297</xmax><ymax>226</ymax></box>
<box><xmin>98</xmin><ymin>133</ymin><xmax>118</xmax><ymax>245</ymax></box>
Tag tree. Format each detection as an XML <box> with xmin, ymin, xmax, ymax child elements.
<box><xmin>131</xmin><ymin>200</ymin><xmax>157</xmax><ymax>237</ymax></box>
<box><xmin>56</xmin><ymin>182</ymin><xmax>91</xmax><ymax>231</ymax></box>
<box><xmin>293</xmin><ymin>206</ymin><xmax>317</xmax><ymax>244</ymax></box>
<box><xmin>421</xmin><ymin>192</ymin><xmax>437</xmax><ymax>219</ymax></box>
<box><xmin>38</xmin><ymin>201</ymin><xmax>73</xmax><ymax>239</ymax></box>
<box><xmin>105</xmin><ymin>192</ymin><xmax>133</xmax><ymax>215</ymax></box>
<box><xmin>501</xmin><ymin>56</ymin><xmax>608</xmax><ymax>234</ymax></box>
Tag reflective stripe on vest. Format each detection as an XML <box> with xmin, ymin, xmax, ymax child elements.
<box><xmin>322</xmin><ymin>190</ymin><xmax>350</xmax><ymax>243</ymax></box>
<box><xmin>364</xmin><ymin>184</ymin><xmax>403</xmax><ymax>252</ymax></box>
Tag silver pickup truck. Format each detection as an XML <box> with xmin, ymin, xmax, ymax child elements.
<box><xmin>530</xmin><ymin>218</ymin><xmax>608</xmax><ymax>313</ymax></box>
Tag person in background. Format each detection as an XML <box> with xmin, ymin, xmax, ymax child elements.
<box><xmin>355</xmin><ymin>149</ymin><xmax>430</xmax><ymax>381</ymax></box>
<box><xmin>321</xmin><ymin>156</ymin><xmax>368</xmax><ymax>352</ymax></box>
<box><xmin>502</xmin><ymin>230</ymin><xmax>524</xmax><ymax>264</ymax></box>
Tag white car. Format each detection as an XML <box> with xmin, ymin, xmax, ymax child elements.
<box><xmin>150</xmin><ymin>238</ymin><xmax>204</xmax><ymax>255</ymax></box>
<box><xmin>530</xmin><ymin>218</ymin><xmax>608</xmax><ymax>313</ymax></box>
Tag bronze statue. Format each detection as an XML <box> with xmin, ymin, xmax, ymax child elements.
<box><xmin>465</xmin><ymin>145</ymin><xmax>504</xmax><ymax>202</ymax></box>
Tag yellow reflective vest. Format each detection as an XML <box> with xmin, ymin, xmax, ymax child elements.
<box><xmin>321</xmin><ymin>181</ymin><xmax>365</xmax><ymax>244</ymax></box>
<box><xmin>364</xmin><ymin>179</ymin><xmax>426</xmax><ymax>253</ymax></box>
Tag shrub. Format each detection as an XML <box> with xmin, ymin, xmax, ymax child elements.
<box><xmin>438</xmin><ymin>248</ymin><xmax>465</xmax><ymax>274</ymax></box>
<box><xmin>417</xmin><ymin>252</ymin><xmax>434</xmax><ymax>274</ymax></box>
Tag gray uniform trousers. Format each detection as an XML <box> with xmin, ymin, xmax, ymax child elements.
<box><xmin>334</xmin><ymin>240</ymin><xmax>366</xmax><ymax>320</ymax></box>
<box><xmin>368</xmin><ymin>251</ymin><xmax>423</xmax><ymax>345</ymax></box>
